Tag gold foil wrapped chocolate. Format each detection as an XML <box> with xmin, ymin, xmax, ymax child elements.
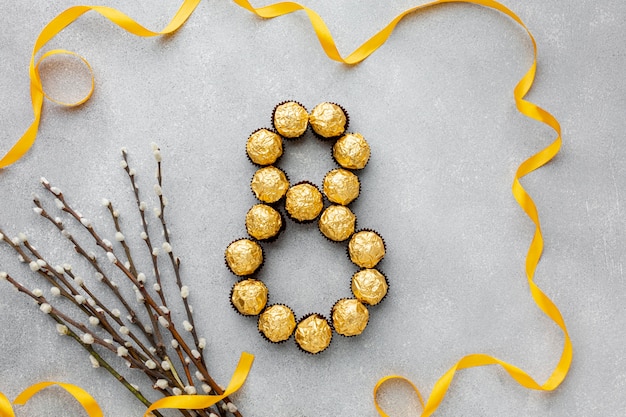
<box><xmin>332</xmin><ymin>299</ymin><xmax>369</xmax><ymax>336</ymax></box>
<box><xmin>251</xmin><ymin>166</ymin><xmax>290</xmax><ymax>203</ymax></box>
<box><xmin>246</xmin><ymin>204</ymin><xmax>282</xmax><ymax>240</ymax></box>
<box><xmin>246</xmin><ymin>129</ymin><xmax>283</xmax><ymax>165</ymax></box>
<box><xmin>351</xmin><ymin>269</ymin><xmax>388</xmax><ymax>305</ymax></box>
<box><xmin>309</xmin><ymin>102</ymin><xmax>347</xmax><ymax>138</ymax></box>
<box><xmin>318</xmin><ymin>205</ymin><xmax>356</xmax><ymax>242</ymax></box>
<box><xmin>273</xmin><ymin>101</ymin><xmax>309</xmax><ymax>138</ymax></box>
<box><xmin>285</xmin><ymin>183</ymin><xmax>323</xmax><ymax>222</ymax></box>
<box><xmin>333</xmin><ymin>133</ymin><xmax>370</xmax><ymax>170</ymax></box>
<box><xmin>231</xmin><ymin>279</ymin><xmax>268</xmax><ymax>316</ymax></box>
<box><xmin>323</xmin><ymin>168</ymin><xmax>360</xmax><ymax>205</ymax></box>
<box><xmin>295</xmin><ymin>314</ymin><xmax>332</xmax><ymax>354</ymax></box>
<box><xmin>348</xmin><ymin>230</ymin><xmax>385</xmax><ymax>268</ymax></box>
<box><xmin>225</xmin><ymin>239</ymin><xmax>263</xmax><ymax>276</ymax></box>
<box><xmin>258</xmin><ymin>304</ymin><xmax>296</xmax><ymax>342</ymax></box>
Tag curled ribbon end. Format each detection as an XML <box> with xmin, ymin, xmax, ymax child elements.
<box><xmin>374</xmin><ymin>375</ymin><xmax>425</xmax><ymax>417</ymax></box>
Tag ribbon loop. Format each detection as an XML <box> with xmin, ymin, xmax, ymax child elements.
<box><xmin>374</xmin><ymin>375</ymin><xmax>425</xmax><ymax>417</ymax></box>
<box><xmin>34</xmin><ymin>49</ymin><xmax>95</xmax><ymax>107</ymax></box>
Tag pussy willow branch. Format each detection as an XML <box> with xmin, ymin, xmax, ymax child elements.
<box><xmin>36</xmin><ymin>185</ymin><xmax>201</xmax><ymax>402</ymax></box>
<box><xmin>71</xmin><ymin>165</ymin><xmax>237</xmax><ymax>414</ymax></box>
<box><xmin>25</xmin><ymin>204</ymin><xmax>159</xmax><ymax>365</ymax></box>
<box><xmin>119</xmin><ymin>150</ymin><xmax>198</xmax><ymax>389</ymax></box>
<box><xmin>34</xmin><ymin>196</ymin><xmax>151</xmax><ymax>340</ymax></box>
<box><xmin>0</xmin><ymin>235</ymin><xmax>170</xmax><ymax>381</ymax></box>
<box><xmin>0</xmin><ymin>230</ymin><xmax>92</xmax><ymax>317</ymax></box>
<box><xmin>5</xmin><ymin>205</ymin><xmax>211</xmax><ymax>417</ymax></box>
<box><xmin>125</xmin><ymin>146</ymin><xmax>209</xmax><ymax>379</ymax></box>
<box><xmin>152</xmin><ymin>144</ymin><xmax>206</xmax><ymax>369</ymax></box>
<box><xmin>1</xmin><ymin>271</ymin><xmax>177</xmax><ymax>417</ymax></box>
<box><xmin>0</xmin><ymin>147</ymin><xmax>241</xmax><ymax>417</ymax></box>
<box><xmin>2</xmin><ymin>270</ymin><xmax>152</xmax><ymax>378</ymax></box>
<box><xmin>41</xmin><ymin>182</ymin><xmax>168</xmax><ymax>359</ymax></box>
<box><xmin>121</xmin><ymin>150</ymin><xmax>209</xmax><ymax>405</ymax></box>
<box><xmin>104</xmin><ymin>200</ymin><xmax>138</xmax><ymax>278</ymax></box>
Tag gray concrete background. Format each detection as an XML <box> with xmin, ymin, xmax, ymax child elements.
<box><xmin>0</xmin><ymin>1</ymin><xmax>624</xmax><ymax>416</ymax></box>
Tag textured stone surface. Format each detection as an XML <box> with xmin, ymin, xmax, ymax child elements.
<box><xmin>0</xmin><ymin>1</ymin><xmax>625</xmax><ymax>416</ymax></box>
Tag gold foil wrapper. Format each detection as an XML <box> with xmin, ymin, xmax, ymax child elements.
<box><xmin>318</xmin><ymin>205</ymin><xmax>356</xmax><ymax>242</ymax></box>
<box><xmin>333</xmin><ymin>133</ymin><xmax>370</xmax><ymax>170</ymax></box>
<box><xmin>309</xmin><ymin>102</ymin><xmax>347</xmax><ymax>138</ymax></box>
<box><xmin>348</xmin><ymin>230</ymin><xmax>385</xmax><ymax>268</ymax></box>
<box><xmin>251</xmin><ymin>166</ymin><xmax>290</xmax><ymax>203</ymax></box>
<box><xmin>332</xmin><ymin>299</ymin><xmax>369</xmax><ymax>336</ymax></box>
<box><xmin>285</xmin><ymin>183</ymin><xmax>323</xmax><ymax>221</ymax></box>
<box><xmin>351</xmin><ymin>268</ymin><xmax>388</xmax><ymax>305</ymax></box>
<box><xmin>246</xmin><ymin>204</ymin><xmax>282</xmax><ymax>240</ymax></box>
<box><xmin>246</xmin><ymin>129</ymin><xmax>283</xmax><ymax>165</ymax></box>
<box><xmin>225</xmin><ymin>239</ymin><xmax>264</xmax><ymax>276</ymax></box>
<box><xmin>258</xmin><ymin>304</ymin><xmax>296</xmax><ymax>342</ymax></box>
<box><xmin>323</xmin><ymin>168</ymin><xmax>360</xmax><ymax>205</ymax></box>
<box><xmin>295</xmin><ymin>314</ymin><xmax>332</xmax><ymax>354</ymax></box>
<box><xmin>273</xmin><ymin>101</ymin><xmax>309</xmax><ymax>138</ymax></box>
<box><xmin>231</xmin><ymin>279</ymin><xmax>268</xmax><ymax>316</ymax></box>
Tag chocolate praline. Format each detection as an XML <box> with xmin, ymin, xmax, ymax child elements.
<box><xmin>323</xmin><ymin>168</ymin><xmax>360</xmax><ymax>205</ymax></box>
<box><xmin>231</xmin><ymin>279</ymin><xmax>268</xmax><ymax>316</ymax></box>
<box><xmin>246</xmin><ymin>129</ymin><xmax>283</xmax><ymax>165</ymax></box>
<box><xmin>318</xmin><ymin>205</ymin><xmax>356</xmax><ymax>242</ymax></box>
<box><xmin>351</xmin><ymin>268</ymin><xmax>388</xmax><ymax>306</ymax></box>
<box><xmin>333</xmin><ymin>133</ymin><xmax>371</xmax><ymax>170</ymax></box>
<box><xmin>285</xmin><ymin>182</ymin><xmax>324</xmax><ymax>222</ymax></box>
<box><xmin>225</xmin><ymin>238</ymin><xmax>264</xmax><ymax>276</ymax></box>
<box><xmin>331</xmin><ymin>298</ymin><xmax>369</xmax><ymax>336</ymax></box>
<box><xmin>246</xmin><ymin>204</ymin><xmax>283</xmax><ymax>241</ymax></box>
<box><xmin>294</xmin><ymin>314</ymin><xmax>333</xmax><ymax>354</ymax></box>
<box><xmin>309</xmin><ymin>102</ymin><xmax>347</xmax><ymax>139</ymax></box>
<box><xmin>273</xmin><ymin>101</ymin><xmax>309</xmax><ymax>138</ymax></box>
<box><xmin>258</xmin><ymin>304</ymin><xmax>297</xmax><ymax>343</ymax></box>
<box><xmin>348</xmin><ymin>230</ymin><xmax>385</xmax><ymax>268</ymax></box>
<box><xmin>251</xmin><ymin>166</ymin><xmax>290</xmax><ymax>203</ymax></box>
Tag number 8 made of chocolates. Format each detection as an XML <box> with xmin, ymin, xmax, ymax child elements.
<box><xmin>225</xmin><ymin>101</ymin><xmax>389</xmax><ymax>354</ymax></box>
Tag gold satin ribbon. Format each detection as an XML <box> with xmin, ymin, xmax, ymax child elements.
<box><xmin>230</xmin><ymin>0</ymin><xmax>568</xmax><ymax>416</ymax></box>
<box><xmin>0</xmin><ymin>352</ymin><xmax>253</xmax><ymax>416</ymax></box>
<box><xmin>143</xmin><ymin>352</ymin><xmax>254</xmax><ymax>416</ymax></box>
<box><xmin>374</xmin><ymin>375</ymin><xmax>425</xmax><ymax>413</ymax></box>
<box><xmin>0</xmin><ymin>381</ymin><xmax>103</xmax><ymax>417</ymax></box>
<box><xmin>3</xmin><ymin>0</ymin><xmax>569</xmax><ymax>416</ymax></box>
<box><xmin>0</xmin><ymin>0</ymin><xmax>202</xmax><ymax>169</ymax></box>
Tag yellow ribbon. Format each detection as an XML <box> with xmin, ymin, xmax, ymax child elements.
<box><xmin>0</xmin><ymin>352</ymin><xmax>254</xmax><ymax>416</ymax></box>
<box><xmin>0</xmin><ymin>0</ymin><xmax>202</xmax><ymax>169</ymax></box>
<box><xmin>3</xmin><ymin>0</ymin><xmax>569</xmax><ymax>415</ymax></box>
<box><xmin>230</xmin><ymin>0</ymin><xmax>568</xmax><ymax>416</ymax></box>
<box><xmin>34</xmin><ymin>50</ymin><xmax>95</xmax><ymax>107</ymax></box>
<box><xmin>0</xmin><ymin>381</ymin><xmax>104</xmax><ymax>417</ymax></box>
<box><xmin>143</xmin><ymin>352</ymin><xmax>254</xmax><ymax>416</ymax></box>
<box><xmin>0</xmin><ymin>391</ymin><xmax>15</xmax><ymax>417</ymax></box>
<box><xmin>374</xmin><ymin>375</ymin><xmax>426</xmax><ymax>414</ymax></box>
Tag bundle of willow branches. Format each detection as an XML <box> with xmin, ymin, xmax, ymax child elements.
<box><xmin>0</xmin><ymin>145</ymin><xmax>241</xmax><ymax>417</ymax></box>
